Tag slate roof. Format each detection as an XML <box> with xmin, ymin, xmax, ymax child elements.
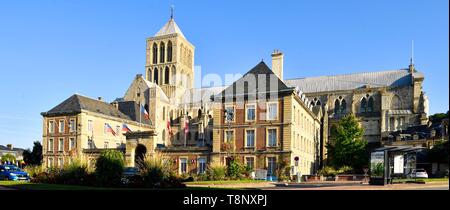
<box><xmin>117</xmin><ymin>101</ymin><xmax>152</xmax><ymax>125</ymax></box>
<box><xmin>215</xmin><ymin>61</ymin><xmax>293</xmax><ymax>99</ymax></box>
<box><xmin>285</xmin><ymin>69</ymin><xmax>414</xmax><ymax>93</ymax></box>
<box><xmin>41</xmin><ymin>94</ymin><xmax>132</xmax><ymax>120</ymax></box>
<box><xmin>0</xmin><ymin>145</ymin><xmax>25</xmax><ymax>153</ymax></box>
<box><xmin>182</xmin><ymin>86</ymin><xmax>227</xmax><ymax>104</ymax></box>
<box><xmin>155</xmin><ymin>18</ymin><xmax>186</xmax><ymax>39</ymax></box>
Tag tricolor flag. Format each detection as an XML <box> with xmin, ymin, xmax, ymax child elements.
<box><xmin>141</xmin><ymin>104</ymin><xmax>149</xmax><ymax>120</ymax></box>
<box><xmin>167</xmin><ymin>120</ymin><xmax>173</xmax><ymax>136</ymax></box>
<box><xmin>104</xmin><ymin>123</ymin><xmax>116</xmax><ymax>136</ymax></box>
<box><xmin>184</xmin><ymin>117</ymin><xmax>189</xmax><ymax>134</ymax></box>
<box><xmin>122</xmin><ymin>123</ymin><xmax>132</xmax><ymax>133</ymax></box>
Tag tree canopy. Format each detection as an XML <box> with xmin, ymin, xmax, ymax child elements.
<box><xmin>429</xmin><ymin>111</ymin><xmax>449</xmax><ymax>124</ymax></box>
<box><xmin>327</xmin><ymin>114</ymin><xmax>368</xmax><ymax>170</ymax></box>
<box><xmin>1</xmin><ymin>153</ymin><xmax>16</xmax><ymax>163</ymax></box>
<box><xmin>427</xmin><ymin>140</ymin><xmax>449</xmax><ymax>164</ymax></box>
<box><xmin>23</xmin><ymin>141</ymin><xmax>43</xmax><ymax>166</ymax></box>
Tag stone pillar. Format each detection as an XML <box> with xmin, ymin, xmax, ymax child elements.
<box><xmin>124</xmin><ymin>131</ymin><xmax>156</xmax><ymax>167</ymax></box>
<box><xmin>125</xmin><ymin>139</ymin><xmax>137</xmax><ymax>167</ymax></box>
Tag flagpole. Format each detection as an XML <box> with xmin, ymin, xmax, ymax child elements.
<box><xmin>184</xmin><ymin>113</ymin><xmax>187</xmax><ymax>147</ymax></box>
<box><xmin>139</xmin><ymin>101</ymin><xmax>142</xmax><ymax>130</ymax></box>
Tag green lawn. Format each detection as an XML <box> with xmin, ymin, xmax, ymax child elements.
<box><xmin>0</xmin><ymin>181</ymin><xmax>237</xmax><ymax>190</ymax></box>
<box><xmin>184</xmin><ymin>179</ymin><xmax>268</xmax><ymax>185</ymax></box>
<box><xmin>417</xmin><ymin>178</ymin><xmax>449</xmax><ymax>183</ymax></box>
<box><xmin>392</xmin><ymin>178</ymin><xmax>449</xmax><ymax>183</ymax></box>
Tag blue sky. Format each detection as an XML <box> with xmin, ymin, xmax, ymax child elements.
<box><xmin>0</xmin><ymin>0</ymin><xmax>448</xmax><ymax>149</ymax></box>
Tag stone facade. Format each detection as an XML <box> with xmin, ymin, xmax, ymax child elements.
<box><xmin>41</xmin><ymin>16</ymin><xmax>429</xmax><ymax>178</ymax></box>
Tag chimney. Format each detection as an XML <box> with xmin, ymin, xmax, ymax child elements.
<box><xmin>6</xmin><ymin>144</ymin><xmax>12</xmax><ymax>150</ymax></box>
<box><xmin>271</xmin><ymin>49</ymin><xmax>284</xmax><ymax>80</ymax></box>
<box><xmin>98</xmin><ymin>97</ymin><xmax>103</xmax><ymax>101</ymax></box>
<box><xmin>111</xmin><ymin>101</ymin><xmax>119</xmax><ymax>109</ymax></box>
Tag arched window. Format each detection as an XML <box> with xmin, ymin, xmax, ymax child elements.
<box><xmin>316</xmin><ymin>100</ymin><xmax>321</xmax><ymax>106</ymax></box>
<box><xmin>334</xmin><ymin>99</ymin><xmax>340</xmax><ymax>114</ymax></box>
<box><xmin>171</xmin><ymin>66</ymin><xmax>176</xmax><ymax>85</ymax></box>
<box><xmin>167</xmin><ymin>41</ymin><xmax>173</xmax><ymax>62</ymax></box>
<box><xmin>367</xmin><ymin>97</ymin><xmax>374</xmax><ymax>112</ymax></box>
<box><xmin>198</xmin><ymin>109</ymin><xmax>202</xmax><ymax>118</ymax></box>
<box><xmin>310</xmin><ymin>101</ymin><xmax>315</xmax><ymax>107</ymax></box>
<box><xmin>153</xmin><ymin>68</ymin><xmax>159</xmax><ymax>84</ymax></box>
<box><xmin>340</xmin><ymin>99</ymin><xmax>347</xmax><ymax>113</ymax></box>
<box><xmin>152</xmin><ymin>43</ymin><xmax>158</xmax><ymax>64</ymax></box>
<box><xmin>164</xmin><ymin>66</ymin><xmax>170</xmax><ymax>84</ymax></box>
<box><xmin>159</xmin><ymin>68</ymin><xmax>163</xmax><ymax>85</ymax></box>
<box><xmin>160</xmin><ymin>42</ymin><xmax>165</xmax><ymax>63</ymax></box>
<box><xmin>391</xmin><ymin>95</ymin><xmax>401</xmax><ymax>110</ymax></box>
<box><xmin>360</xmin><ymin>97</ymin><xmax>367</xmax><ymax>113</ymax></box>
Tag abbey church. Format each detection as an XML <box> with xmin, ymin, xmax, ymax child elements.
<box><xmin>40</xmin><ymin>16</ymin><xmax>429</xmax><ymax>177</ymax></box>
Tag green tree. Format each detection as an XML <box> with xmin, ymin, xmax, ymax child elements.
<box><xmin>226</xmin><ymin>156</ymin><xmax>244</xmax><ymax>180</ymax></box>
<box><xmin>95</xmin><ymin>150</ymin><xmax>124</xmax><ymax>187</ymax></box>
<box><xmin>427</xmin><ymin>141</ymin><xmax>449</xmax><ymax>171</ymax></box>
<box><xmin>1</xmin><ymin>153</ymin><xmax>16</xmax><ymax>163</ymax></box>
<box><xmin>428</xmin><ymin>111</ymin><xmax>449</xmax><ymax>124</ymax></box>
<box><xmin>23</xmin><ymin>141</ymin><xmax>43</xmax><ymax>166</ymax></box>
<box><xmin>326</xmin><ymin>114</ymin><xmax>368</xmax><ymax>170</ymax></box>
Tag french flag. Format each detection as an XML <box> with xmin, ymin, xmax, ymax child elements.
<box><xmin>184</xmin><ymin>117</ymin><xmax>189</xmax><ymax>134</ymax></box>
<box><xmin>141</xmin><ymin>104</ymin><xmax>149</xmax><ymax>120</ymax></box>
<box><xmin>105</xmin><ymin>123</ymin><xmax>116</xmax><ymax>136</ymax></box>
<box><xmin>167</xmin><ymin>120</ymin><xmax>173</xmax><ymax>136</ymax></box>
<box><xmin>122</xmin><ymin>123</ymin><xmax>132</xmax><ymax>133</ymax></box>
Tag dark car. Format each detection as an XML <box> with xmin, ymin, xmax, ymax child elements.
<box><xmin>0</xmin><ymin>165</ymin><xmax>30</xmax><ymax>181</ymax></box>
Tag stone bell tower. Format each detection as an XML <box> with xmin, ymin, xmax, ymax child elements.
<box><xmin>145</xmin><ymin>11</ymin><xmax>195</xmax><ymax>103</ymax></box>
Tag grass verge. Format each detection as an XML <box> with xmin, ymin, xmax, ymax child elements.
<box><xmin>0</xmin><ymin>181</ymin><xmax>238</xmax><ymax>190</ymax></box>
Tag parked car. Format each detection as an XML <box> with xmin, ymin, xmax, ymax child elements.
<box><xmin>0</xmin><ymin>165</ymin><xmax>30</xmax><ymax>181</ymax></box>
<box><xmin>121</xmin><ymin>167</ymin><xmax>139</xmax><ymax>184</ymax></box>
<box><xmin>407</xmin><ymin>168</ymin><xmax>428</xmax><ymax>179</ymax></box>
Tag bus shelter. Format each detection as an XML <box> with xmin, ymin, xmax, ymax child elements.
<box><xmin>369</xmin><ymin>146</ymin><xmax>425</xmax><ymax>185</ymax></box>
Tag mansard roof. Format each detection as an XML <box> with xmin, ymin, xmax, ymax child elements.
<box><xmin>285</xmin><ymin>69</ymin><xmax>416</xmax><ymax>93</ymax></box>
<box><xmin>41</xmin><ymin>94</ymin><xmax>132</xmax><ymax>120</ymax></box>
<box><xmin>215</xmin><ymin>61</ymin><xmax>293</xmax><ymax>100</ymax></box>
<box><xmin>154</xmin><ymin>18</ymin><xmax>186</xmax><ymax>39</ymax></box>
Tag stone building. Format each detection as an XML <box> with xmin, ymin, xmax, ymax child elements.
<box><xmin>211</xmin><ymin>61</ymin><xmax>323</xmax><ymax>176</ymax></box>
<box><xmin>284</xmin><ymin>62</ymin><xmax>428</xmax><ymax>147</ymax></box>
<box><xmin>41</xmin><ymin>15</ymin><xmax>428</xmax><ymax>177</ymax></box>
<box><xmin>41</xmin><ymin>94</ymin><xmax>153</xmax><ymax>168</ymax></box>
<box><xmin>0</xmin><ymin>144</ymin><xmax>25</xmax><ymax>164</ymax></box>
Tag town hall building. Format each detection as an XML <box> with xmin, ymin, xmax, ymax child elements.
<box><xmin>41</xmin><ymin>15</ymin><xmax>429</xmax><ymax>177</ymax></box>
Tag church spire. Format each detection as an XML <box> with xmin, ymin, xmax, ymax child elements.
<box><xmin>409</xmin><ymin>40</ymin><xmax>415</xmax><ymax>73</ymax></box>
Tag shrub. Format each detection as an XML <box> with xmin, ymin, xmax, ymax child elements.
<box><xmin>207</xmin><ymin>162</ymin><xmax>226</xmax><ymax>181</ymax></box>
<box><xmin>24</xmin><ymin>165</ymin><xmax>45</xmax><ymax>178</ymax></box>
<box><xmin>337</xmin><ymin>165</ymin><xmax>353</xmax><ymax>174</ymax></box>
<box><xmin>227</xmin><ymin>158</ymin><xmax>244</xmax><ymax>179</ymax></box>
<box><xmin>318</xmin><ymin>166</ymin><xmax>338</xmax><ymax>177</ymax></box>
<box><xmin>60</xmin><ymin>159</ymin><xmax>89</xmax><ymax>185</ymax></box>
<box><xmin>276</xmin><ymin>156</ymin><xmax>291</xmax><ymax>181</ymax></box>
<box><xmin>139</xmin><ymin>153</ymin><xmax>184</xmax><ymax>188</ymax></box>
<box><xmin>95</xmin><ymin>150</ymin><xmax>124</xmax><ymax>187</ymax></box>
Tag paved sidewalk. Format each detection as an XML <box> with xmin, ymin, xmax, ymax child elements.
<box><xmin>186</xmin><ymin>182</ymin><xmax>277</xmax><ymax>189</ymax></box>
<box><xmin>0</xmin><ymin>185</ymin><xmax>16</xmax><ymax>190</ymax></box>
<box><xmin>269</xmin><ymin>182</ymin><xmax>449</xmax><ymax>190</ymax></box>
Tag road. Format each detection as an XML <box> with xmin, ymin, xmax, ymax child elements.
<box><xmin>264</xmin><ymin>182</ymin><xmax>449</xmax><ymax>190</ymax></box>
